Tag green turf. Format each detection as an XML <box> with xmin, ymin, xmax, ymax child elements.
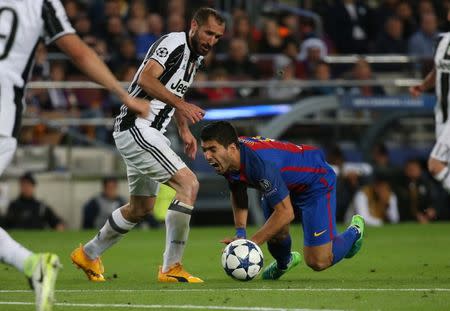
<box><xmin>1</xmin><ymin>223</ymin><xmax>450</xmax><ymax>310</ymax></box>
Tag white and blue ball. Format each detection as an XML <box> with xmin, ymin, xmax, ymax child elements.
<box><xmin>221</xmin><ymin>239</ymin><xmax>264</xmax><ymax>281</ymax></box>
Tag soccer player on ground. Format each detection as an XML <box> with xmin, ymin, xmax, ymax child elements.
<box><xmin>200</xmin><ymin>121</ymin><xmax>365</xmax><ymax>278</ymax></box>
<box><xmin>0</xmin><ymin>0</ymin><xmax>158</xmax><ymax>309</ymax></box>
<box><xmin>71</xmin><ymin>8</ymin><xmax>225</xmax><ymax>283</ymax></box>
<box><xmin>409</xmin><ymin>12</ymin><xmax>450</xmax><ymax>194</ymax></box>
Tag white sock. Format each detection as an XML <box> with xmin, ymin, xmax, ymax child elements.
<box><xmin>162</xmin><ymin>200</ymin><xmax>193</xmax><ymax>272</ymax></box>
<box><xmin>435</xmin><ymin>167</ymin><xmax>450</xmax><ymax>193</ymax></box>
<box><xmin>0</xmin><ymin>227</ymin><xmax>32</xmax><ymax>273</ymax></box>
<box><xmin>84</xmin><ymin>208</ymin><xmax>136</xmax><ymax>260</ymax></box>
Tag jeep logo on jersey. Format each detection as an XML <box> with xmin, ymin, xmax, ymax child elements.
<box><xmin>170</xmin><ymin>79</ymin><xmax>189</xmax><ymax>95</ymax></box>
<box><xmin>156</xmin><ymin>47</ymin><xmax>168</xmax><ymax>58</ymax></box>
<box><xmin>258</xmin><ymin>179</ymin><xmax>272</xmax><ymax>192</ymax></box>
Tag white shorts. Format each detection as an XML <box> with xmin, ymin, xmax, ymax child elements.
<box><xmin>113</xmin><ymin>122</ymin><xmax>186</xmax><ymax>196</ymax></box>
<box><xmin>0</xmin><ymin>136</ymin><xmax>17</xmax><ymax>176</ymax></box>
<box><xmin>430</xmin><ymin>120</ymin><xmax>450</xmax><ymax>163</ymax></box>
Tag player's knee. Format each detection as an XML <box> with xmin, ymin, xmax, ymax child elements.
<box><xmin>305</xmin><ymin>256</ymin><xmax>332</xmax><ymax>271</ymax></box>
<box><xmin>180</xmin><ymin>174</ymin><xmax>199</xmax><ymax>202</ymax></box>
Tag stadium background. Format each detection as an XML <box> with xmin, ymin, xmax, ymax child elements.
<box><xmin>1</xmin><ymin>0</ymin><xmax>450</xmax><ymax>229</ymax></box>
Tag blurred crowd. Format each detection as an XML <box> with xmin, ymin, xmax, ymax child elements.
<box><xmin>25</xmin><ymin>0</ymin><xmax>450</xmax><ymax>145</ymax></box>
<box><xmin>327</xmin><ymin>142</ymin><xmax>449</xmax><ymax>224</ymax></box>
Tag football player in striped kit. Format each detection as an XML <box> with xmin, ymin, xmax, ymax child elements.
<box><xmin>71</xmin><ymin>8</ymin><xmax>225</xmax><ymax>283</ymax></box>
<box><xmin>410</xmin><ymin>12</ymin><xmax>450</xmax><ymax>195</ymax></box>
<box><xmin>0</xmin><ymin>0</ymin><xmax>164</xmax><ymax>309</ymax></box>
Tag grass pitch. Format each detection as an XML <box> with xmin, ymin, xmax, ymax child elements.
<box><xmin>1</xmin><ymin>223</ymin><xmax>450</xmax><ymax>310</ymax></box>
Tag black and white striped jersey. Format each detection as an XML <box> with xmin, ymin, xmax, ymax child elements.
<box><xmin>114</xmin><ymin>32</ymin><xmax>203</xmax><ymax>134</ymax></box>
<box><xmin>434</xmin><ymin>32</ymin><xmax>450</xmax><ymax>125</ymax></box>
<box><xmin>0</xmin><ymin>0</ymin><xmax>74</xmax><ymax>137</ymax></box>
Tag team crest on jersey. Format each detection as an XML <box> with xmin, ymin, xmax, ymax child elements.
<box><xmin>156</xmin><ymin>47</ymin><xmax>169</xmax><ymax>58</ymax></box>
<box><xmin>258</xmin><ymin>179</ymin><xmax>272</xmax><ymax>192</ymax></box>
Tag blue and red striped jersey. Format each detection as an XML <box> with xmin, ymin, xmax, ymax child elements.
<box><xmin>225</xmin><ymin>136</ymin><xmax>336</xmax><ymax>207</ymax></box>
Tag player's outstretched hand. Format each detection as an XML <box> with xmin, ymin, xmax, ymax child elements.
<box><xmin>409</xmin><ymin>85</ymin><xmax>423</xmax><ymax>98</ymax></box>
<box><xmin>124</xmin><ymin>96</ymin><xmax>150</xmax><ymax>118</ymax></box>
<box><xmin>177</xmin><ymin>101</ymin><xmax>205</xmax><ymax>124</ymax></box>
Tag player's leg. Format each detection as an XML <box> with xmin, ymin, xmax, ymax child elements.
<box><xmin>72</xmin><ymin>127</ymin><xmax>160</xmax><ymax>281</ymax></box>
<box><xmin>302</xmin><ymin>186</ymin><xmax>363</xmax><ymax>271</ymax></box>
<box><xmin>428</xmin><ymin>122</ymin><xmax>450</xmax><ymax>193</ymax></box>
<box><xmin>0</xmin><ymin>135</ymin><xmax>17</xmax><ymax>174</ymax></box>
<box><xmin>260</xmin><ymin>197</ymin><xmax>301</xmax><ymax>280</ymax></box>
<box><xmin>72</xmin><ymin>171</ymin><xmax>158</xmax><ymax>281</ymax></box>
<box><xmin>0</xmin><ymin>227</ymin><xmax>60</xmax><ymax>311</ymax></box>
<box><xmin>158</xmin><ymin>167</ymin><xmax>203</xmax><ymax>282</ymax></box>
<box><xmin>122</xmin><ymin>125</ymin><xmax>201</xmax><ymax>282</ymax></box>
<box><xmin>0</xmin><ymin>95</ymin><xmax>60</xmax><ymax>310</ymax></box>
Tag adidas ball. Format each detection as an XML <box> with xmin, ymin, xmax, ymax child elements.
<box><xmin>221</xmin><ymin>239</ymin><xmax>264</xmax><ymax>281</ymax></box>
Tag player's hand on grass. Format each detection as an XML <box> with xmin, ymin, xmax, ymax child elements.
<box><xmin>177</xmin><ymin>101</ymin><xmax>205</xmax><ymax>124</ymax></box>
<box><xmin>409</xmin><ymin>85</ymin><xmax>424</xmax><ymax>98</ymax></box>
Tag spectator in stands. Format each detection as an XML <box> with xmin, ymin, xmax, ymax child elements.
<box><xmin>298</xmin><ymin>38</ymin><xmax>328</xmax><ymax>78</ymax></box>
<box><xmin>148</xmin><ymin>13</ymin><xmax>164</xmax><ymax>38</ymax></box>
<box><xmin>63</xmin><ymin>0</ymin><xmax>81</xmax><ymax>23</ymax></box>
<box><xmin>395</xmin><ymin>1</ymin><xmax>417</xmax><ymax>39</ymax></box>
<box><xmin>345</xmin><ymin>59</ymin><xmax>385</xmax><ymax>96</ymax></box>
<box><xmin>346</xmin><ymin>174</ymin><xmax>399</xmax><ymax>226</ymax></box>
<box><xmin>416</xmin><ymin>0</ymin><xmax>436</xmax><ymax>17</ymax></box>
<box><xmin>233</xmin><ymin>14</ymin><xmax>260</xmax><ymax>53</ymax></box>
<box><xmin>327</xmin><ymin>145</ymin><xmax>361</xmax><ymax>222</ymax></box>
<box><xmin>110</xmin><ymin>37</ymin><xmax>138</xmax><ymax>69</ymax></box>
<box><xmin>167</xmin><ymin>13</ymin><xmax>186</xmax><ymax>32</ymax></box>
<box><xmin>105</xmin><ymin>16</ymin><xmax>127</xmax><ymax>52</ymax></box>
<box><xmin>167</xmin><ymin>0</ymin><xmax>186</xmax><ymax>17</ymax></box>
<box><xmin>325</xmin><ymin>0</ymin><xmax>371</xmax><ymax>54</ymax></box>
<box><xmin>128</xmin><ymin>0</ymin><xmax>148</xmax><ymax>20</ymax></box>
<box><xmin>259</xmin><ymin>19</ymin><xmax>285</xmax><ymax>54</ymax></box>
<box><xmin>222</xmin><ymin>38</ymin><xmax>260</xmax><ymax>98</ymax></box>
<box><xmin>267</xmin><ymin>55</ymin><xmax>302</xmax><ymax>101</ymax></box>
<box><xmin>395</xmin><ymin>159</ymin><xmax>436</xmax><ymax>223</ymax></box>
<box><xmin>408</xmin><ymin>12</ymin><xmax>439</xmax><ymax>58</ymax></box>
<box><xmin>371</xmin><ymin>142</ymin><xmax>392</xmax><ymax>178</ymax></box>
<box><xmin>82</xmin><ymin>177</ymin><xmax>127</xmax><ymax>229</ymax></box>
<box><xmin>311</xmin><ymin>61</ymin><xmax>335</xmax><ymax>95</ymax></box>
<box><xmin>74</xmin><ymin>13</ymin><xmax>93</xmax><ymax>38</ymax></box>
<box><xmin>280</xmin><ymin>37</ymin><xmax>306</xmax><ymax>79</ymax></box>
<box><xmin>372</xmin><ymin>0</ymin><xmax>400</xmax><ymax>32</ymax></box>
<box><xmin>4</xmin><ymin>173</ymin><xmax>65</xmax><ymax>231</ymax></box>
<box><xmin>373</xmin><ymin>16</ymin><xmax>407</xmax><ymax>54</ymax></box>
<box><xmin>299</xmin><ymin>16</ymin><xmax>317</xmax><ymax>41</ymax></box>
<box><xmin>43</xmin><ymin>61</ymin><xmax>78</xmax><ymax>112</ymax></box>
<box><xmin>203</xmin><ymin>68</ymin><xmax>236</xmax><ymax>102</ymax></box>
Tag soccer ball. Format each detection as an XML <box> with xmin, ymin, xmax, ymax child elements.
<box><xmin>221</xmin><ymin>239</ymin><xmax>264</xmax><ymax>281</ymax></box>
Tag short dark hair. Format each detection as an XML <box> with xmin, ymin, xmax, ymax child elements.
<box><xmin>200</xmin><ymin>121</ymin><xmax>239</xmax><ymax>148</ymax></box>
<box><xmin>20</xmin><ymin>172</ymin><xmax>36</xmax><ymax>185</ymax></box>
<box><xmin>102</xmin><ymin>176</ymin><xmax>118</xmax><ymax>188</ymax></box>
<box><xmin>192</xmin><ymin>7</ymin><xmax>225</xmax><ymax>26</ymax></box>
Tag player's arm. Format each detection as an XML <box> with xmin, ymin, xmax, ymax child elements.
<box><xmin>409</xmin><ymin>67</ymin><xmax>436</xmax><ymax>97</ymax></box>
<box><xmin>54</xmin><ymin>34</ymin><xmax>148</xmax><ymax>117</ymax></box>
<box><xmin>230</xmin><ymin>181</ymin><xmax>249</xmax><ymax>238</ymax></box>
<box><xmin>174</xmin><ymin>110</ymin><xmax>197</xmax><ymax>159</ymax></box>
<box><xmin>137</xmin><ymin>60</ymin><xmax>205</xmax><ymax>124</ymax></box>
<box><xmin>250</xmin><ymin>195</ymin><xmax>294</xmax><ymax>245</ymax></box>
